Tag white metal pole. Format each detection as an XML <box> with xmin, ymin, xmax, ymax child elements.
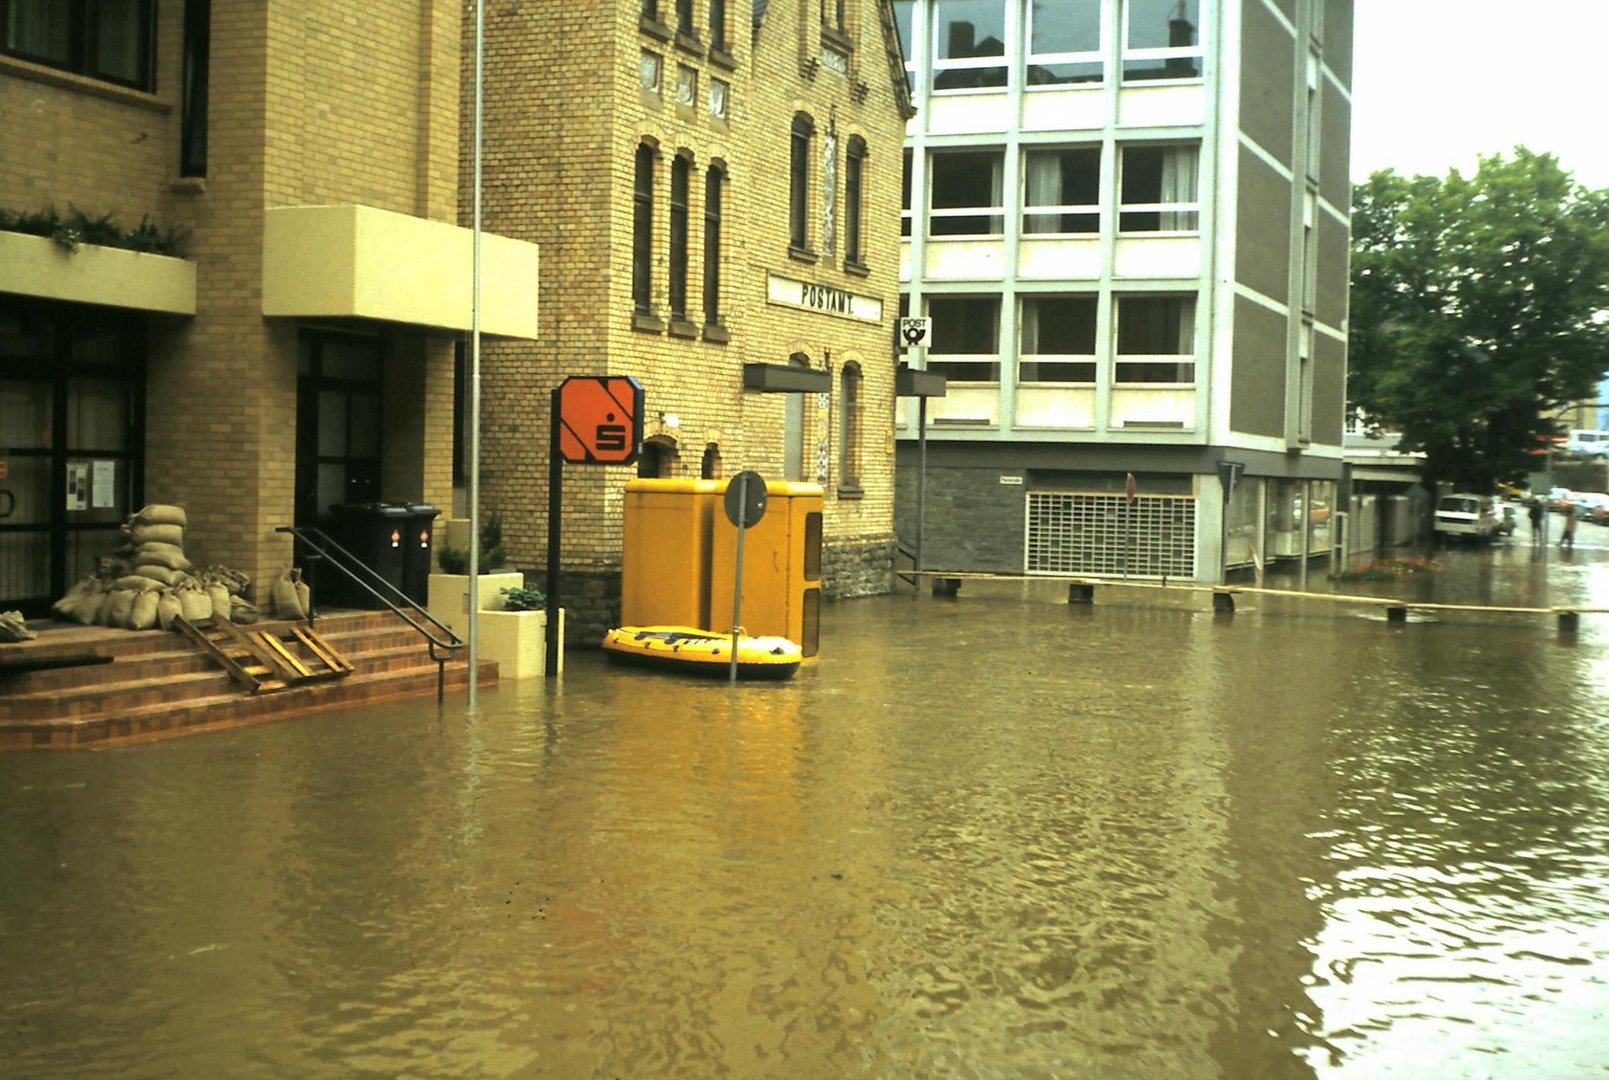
<box><xmin>467</xmin><ymin>0</ymin><xmax>484</xmax><ymax>706</ymax></box>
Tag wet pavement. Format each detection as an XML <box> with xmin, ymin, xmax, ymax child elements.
<box><xmin>2</xmin><ymin>534</ymin><xmax>1607</xmax><ymax>1078</ymax></box>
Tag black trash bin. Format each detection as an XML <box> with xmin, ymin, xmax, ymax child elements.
<box><xmin>331</xmin><ymin>502</ymin><xmax>410</xmax><ymax>608</ymax></box>
<box><xmin>398</xmin><ymin>503</ymin><xmax>440</xmax><ymax>604</ymax></box>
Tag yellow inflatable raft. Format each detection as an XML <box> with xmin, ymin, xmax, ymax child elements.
<box><xmin>601</xmin><ymin>626</ymin><xmax>802</xmax><ymax>680</ymax></box>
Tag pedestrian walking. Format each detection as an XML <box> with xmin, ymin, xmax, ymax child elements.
<box><xmin>1528</xmin><ymin>499</ymin><xmax>1544</xmax><ymax>543</ymax></box>
<box><xmin>1561</xmin><ymin>510</ymin><xmax>1577</xmax><ymax>551</ymax></box>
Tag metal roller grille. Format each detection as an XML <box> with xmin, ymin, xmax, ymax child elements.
<box><xmin>1026</xmin><ymin>492</ymin><xmax>1197</xmax><ymax>579</ymax></box>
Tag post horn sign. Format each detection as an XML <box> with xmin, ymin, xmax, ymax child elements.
<box><xmin>556</xmin><ymin>375</ymin><xmax>645</xmax><ymax>465</ymax></box>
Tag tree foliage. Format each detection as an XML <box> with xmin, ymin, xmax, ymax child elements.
<box><xmin>1348</xmin><ymin>149</ymin><xmax>1609</xmax><ymax>491</ymax></box>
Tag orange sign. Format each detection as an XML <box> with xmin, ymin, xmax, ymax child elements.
<box><xmin>556</xmin><ymin>376</ymin><xmax>644</xmax><ymax>465</ymax></box>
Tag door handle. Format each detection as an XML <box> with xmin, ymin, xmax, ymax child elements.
<box><xmin>0</xmin><ymin>489</ymin><xmax>13</xmax><ymax>519</ymax></box>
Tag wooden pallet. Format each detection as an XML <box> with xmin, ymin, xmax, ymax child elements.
<box><xmin>173</xmin><ymin>615</ymin><xmax>353</xmax><ymax>693</ymax></box>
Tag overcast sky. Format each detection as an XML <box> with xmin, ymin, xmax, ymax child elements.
<box><xmin>1349</xmin><ymin>0</ymin><xmax>1609</xmax><ymax>190</ymax></box>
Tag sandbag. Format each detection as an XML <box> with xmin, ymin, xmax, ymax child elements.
<box><xmin>206</xmin><ymin>583</ymin><xmax>233</xmax><ymax>624</ymax></box>
<box><xmin>52</xmin><ymin>577</ymin><xmax>103</xmax><ymax>623</ymax></box>
<box><xmin>133</xmin><ymin>504</ymin><xmax>188</xmax><ymax>528</ymax></box>
<box><xmin>134</xmin><ymin>565</ymin><xmax>187</xmax><ymax>588</ymax></box>
<box><xmin>128</xmin><ymin>523</ymin><xmax>184</xmax><ymax>547</ymax></box>
<box><xmin>231</xmin><ymin>596</ymin><xmax>260</xmax><ymax>625</ymax></box>
<box><xmin>271</xmin><ymin>569</ymin><xmax>307</xmax><ymax>620</ymax></box>
<box><xmin>112</xmin><ymin>575</ymin><xmax>162</xmax><ymax>593</ymax></box>
<box><xmin>203</xmin><ymin>566</ymin><xmax>251</xmax><ymax>596</ymax></box>
<box><xmin>157</xmin><ymin>590</ymin><xmax>183</xmax><ymax>631</ymax></box>
<box><xmin>177</xmin><ymin>587</ymin><xmax>212</xmax><ymax>623</ymax></box>
<box><xmin>135</xmin><ymin>542</ymin><xmax>192</xmax><ymax>572</ymax></box>
<box><xmin>130</xmin><ymin>590</ymin><xmax>160</xmax><ymax>631</ymax></box>
<box><xmin>106</xmin><ymin>590</ymin><xmax>137</xmax><ymax>629</ymax></box>
<box><xmin>93</xmin><ymin>592</ymin><xmax>116</xmax><ymax>627</ymax></box>
<box><xmin>0</xmin><ymin>610</ymin><xmax>35</xmax><ymax>643</ymax></box>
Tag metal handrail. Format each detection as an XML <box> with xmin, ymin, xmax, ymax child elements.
<box><xmin>276</xmin><ymin>525</ymin><xmax>463</xmax><ymax>701</ymax></box>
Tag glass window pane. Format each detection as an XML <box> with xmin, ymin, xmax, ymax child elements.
<box><xmin>0</xmin><ymin>381</ymin><xmax>52</xmax><ymax>450</ymax></box>
<box><xmin>893</xmin><ymin>0</ymin><xmax>914</xmax><ymax>57</ymax></box>
<box><xmin>930</xmin><ymin>151</ymin><xmax>1003</xmax><ymax>236</ymax></box>
<box><xmin>322</xmin><ymin>340</ymin><xmax>379</xmax><ymax>382</ymax></box>
<box><xmin>4</xmin><ymin>0</ymin><xmax>71</xmax><ymax>64</ymax></box>
<box><xmin>1126</xmin><ymin>0</ymin><xmax>1199</xmax><ymax>49</ymax></box>
<box><xmin>1117</xmin><ymin>297</ymin><xmax>1196</xmax><ymax>354</ymax></box>
<box><xmin>93</xmin><ymin>0</ymin><xmax>147</xmax><ymax>84</ymax></box>
<box><xmin>929</xmin><ymin>296</ymin><xmax>999</xmax><ymax>354</ymax></box>
<box><xmin>318</xmin><ymin>391</ymin><xmax>348</xmax><ymax>456</ymax></box>
<box><xmin>1022</xmin><ymin>297</ymin><xmax>1097</xmax><ymax>354</ymax></box>
<box><xmin>66</xmin><ymin>379</ymin><xmax>130</xmax><ymax>450</ymax></box>
<box><xmin>1025</xmin><ymin>148</ymin><xmax>1100</xmax><ymax>234</ymax></box>
<box><xmin>349</xmin><ymin>393</ymin><xmax>380</xmax><ymax>457</ymax></box>
<box><xmin>1032</xmin><ymin>3</ymin><xmax>1099</xmax><ymax>54</ymax></box>
<box><xmin>935</xmin><ymin>0</ymin><xmax>1005</xmax><ymax>58</ymax></box>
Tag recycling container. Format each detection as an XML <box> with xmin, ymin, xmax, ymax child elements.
<box><xmin>331</xmin><ymin>502</ymin><xmax>409</xmax><ymax>608</ymax></box>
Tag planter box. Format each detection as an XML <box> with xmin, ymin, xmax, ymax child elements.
<box><xmin>427</xmin><ymin>571</ymin><xmax>563</xmax><ymax>679</ymax></box>
<box><xmin>0</xmin><ymin>231</ymin><xmax>196</xmax><ymax>314</ymax></box>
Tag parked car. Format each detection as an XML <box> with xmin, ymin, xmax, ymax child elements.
<box><xmin>1433</xmin><ymin>494</ymin><xmax>1499</xmax><ymax>542</ymax></box>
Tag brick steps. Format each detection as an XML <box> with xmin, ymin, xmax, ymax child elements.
<box><xmin>0</xmin><ymin>610</ymin><xmax>492</xmax><ymax>749</ymax></box>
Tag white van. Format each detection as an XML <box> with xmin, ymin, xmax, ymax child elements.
<box><xmin>1565</xmin><ymin>430</ymin><xmax>1609</xmax><ymax>457</ymax></box>
<box><xmin>1433</xmin><ymin>494</ymin><xmax>1498</xmax><ymax>542</ymax></box>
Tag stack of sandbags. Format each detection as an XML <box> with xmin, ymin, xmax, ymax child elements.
<box><xmin>47</xmin><ymin>504</ymin><xmax>258</xmax><ymax>631</ymax></box>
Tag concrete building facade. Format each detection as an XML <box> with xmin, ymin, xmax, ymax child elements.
<box><xmin>892</xmin><ymin>0</ymin><xmax>1352</xmax><ymax>583</ymax></box>
<box><xmin>1</xmin><ymin>2</ymin><xmax>537</xmax><ymax>617</ymax></box>
<box><xmin>466</xmin><ymin>0</ymin><xmax>914</xmax><ymax>640</ymax></box>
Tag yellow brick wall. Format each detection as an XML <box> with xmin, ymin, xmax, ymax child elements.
<box><xmin>470</xmin><ymin>0</ymin><xmax>908</xmax><ymax>600</ymax></box>
<box><xmin>5</xmin><ymin>2</ymin><xmax>463</xmax><ymax>602</ymax></box>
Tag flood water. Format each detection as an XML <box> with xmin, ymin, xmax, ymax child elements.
<box><xmin>4</xmin><ymin>536</ymin><xmax>1608</xmax><ymax>1078</ymax></box>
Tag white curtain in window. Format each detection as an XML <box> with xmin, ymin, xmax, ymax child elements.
<box><xmin>1175</xmin><ymin>298</ymin><xmax>1196</xmax><ymax>355</ymax></box>
<box><xmin>1159</xmin><ymin>147</ymin><xmax>1198</xmax><ymax>229</ymax></box>
<box><xmin>1024</xmin><ymin>154</ymin><xmax>1062</xmax><ymax>234</ymax></box>
<box><xmin>1021</xmin><ymin>300</ymin><xmax>1041</xmax><ymax>354</ymax></box>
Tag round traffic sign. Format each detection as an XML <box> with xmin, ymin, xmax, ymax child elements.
<box><xmin>724</xmin><ymin>470</ymin><xmax>768</xmax><ymax>529</ymax></box>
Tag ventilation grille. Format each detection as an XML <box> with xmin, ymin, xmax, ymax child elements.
<box><xmin>1026</xmin><ymin>492</ymin><xmax>1197</xmax><ymax>579</ymax></box>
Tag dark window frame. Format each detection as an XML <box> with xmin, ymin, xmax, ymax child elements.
<box><xmin>709</xmin><ymin>0</ymin><xmax>727</xmax><ymax>51</ymax></box>
<box><xmin>838</xmin><ymin>362</ymin><xmax>863</xmax><ymax>491</ymax></box>
<box><xmin>703</xmin><ymin>164</ymin><xmax>724</xmax><ymax>328</ymax></box>
<box><xmin>789</xmin><ymin>113</ymin><xmax>814</xmax><ymax>252</ymax></box>
<box><xmin>844</xmin><ymin>136</ymin><xmax>867</xmax><ymax>267</ymax></box>
<box><xmin>1</xmin><ymin>0</ymin><xmax>157</xmax><ymax>91</ymax></box>
<box><xmin>632</xmin><ymin>143</ymin><xmax>657</xmax><ymax>315</ymax></box>
<box><xmin>668</xmin><ymin>153</ymin><xmax>691</xmax><ymax>321</ymax></box>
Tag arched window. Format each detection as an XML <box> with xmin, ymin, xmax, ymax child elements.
<box><xmin>669</xmin><ymin>153</ymin><xmax>691</xmax><ymax>321</ymax></box>
<box><xmin>839</xmin><ymin>362</ymin><xmax>862</xmax><ymax>489</ymax></box>
<box><xmin>703</xmin><ymin>164</ymin><xmax>724</xmax><ymax>327</ymax></box>
<box><xmin>789</xmin><ymin>113</ymin><xmax>814</xmax><ymax>252</ymax></box>
<box><xmin>632</xmin><ymin>143</ymin><xmax>656</xmax><ymax>315</ymax></box>
<box><xmin>639</xmin><ymin>436</ymin><xmax>678</xmax><ymax>478</ymax></box>
<box><xmin>844</xmin><ymin>136</ymin><xmax>867</xmax><ymax>266</ymax></box>
<box><xmin>701</xmin><ymin>444</ymin><xmax>722</xmax><ymax>479</ymax></box>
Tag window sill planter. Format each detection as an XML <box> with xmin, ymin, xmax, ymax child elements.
<box><xmin>0</xmin><ymin>230</ymin><xmax>195</xmax><ymax>315</ymax></box>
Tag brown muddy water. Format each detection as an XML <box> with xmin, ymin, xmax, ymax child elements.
<box><xmin>3</xmin><ymin>539</ymin><xmax>1608</xmax><ymax>1078</ymax></box>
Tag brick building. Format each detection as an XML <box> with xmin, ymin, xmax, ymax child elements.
<box><xmin>466</xmin><ymin>0</ymin><xmax>914</xmax><ymax>640</ymax></box>
<box><xmin>1</xmin><ymin>2</ymin><xmax>537</xmax><ymax>617</ymax></box>
<box><xmin>892</xmin><ymin>0</ymin><xmax>1353</xmax><ymax>583</ymax></box>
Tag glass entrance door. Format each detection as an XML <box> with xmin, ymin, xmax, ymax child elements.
<box><xmin>295</xmin><ymin>331</ymin><xmax>383</xmax><ymax>529</ymax></box>
<box><xmin>0</xmin><ymin>302</ymin><xmax>142</xmax><ymax>616</ymax></box>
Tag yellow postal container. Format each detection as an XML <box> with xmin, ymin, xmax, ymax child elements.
<box><xmin>708</xmin><ymin>479</ymin><xmax>823</xmax><ymax>657</ymax></box>
<box><xmin>620</xmin><ymin>478</ymin><xmax>722</xmax><ymax>630</ymax></box>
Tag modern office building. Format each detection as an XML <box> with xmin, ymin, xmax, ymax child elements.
<box><xmin>467</xmin><ymin>0</ymin><xmax>913</xmax><ymax>638</ymax></box>
<box><xmin>1</xmin><ymin>2</ymin><xmax>538</xmax><ymax>617</ymax></box>
<box><xmin>891</xmin><ymin>0</ymin><xmax>1352</xmax><ymax>582</ymax></box>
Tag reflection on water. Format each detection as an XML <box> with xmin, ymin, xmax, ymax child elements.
<box><xmin>3</xmin><ymin>543</ymin><xmax>1608</xmax><ymax>1078</ymax></box>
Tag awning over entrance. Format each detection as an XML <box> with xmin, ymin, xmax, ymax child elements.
<box><xmin>262</xmin><ymin>205</ymin><xmax>540</xmax><ymax>340</ymax></box>
<box><xmin>0</xmin><ymin>232</ymin><xmax>196</xmax><ymax>315</ymax></box>
<box><xmin>743</xmin><ymin>363</ymin><xmax>831</xmax><ymax>393</ymax></box>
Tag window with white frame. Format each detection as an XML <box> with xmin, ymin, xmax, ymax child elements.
<box><xmin>932</xmin><ymin>0</ymin><xmax>1006</xmax><ymax>91</ymax></box>
<box><xmin>1115</xmin><ymin>295</ymin><xmax>1196</xmax><ymax>383</ymax></box>
<box><xmin>1020</xmin><ymin>296</ymin><xmax>1097</xmax><ymax>382</ymax></box>
<box><xmin>892</xmin><ymin>0</ymin><xmax>916</xmax><ymax>89</ymax></box>
<box><xmin>929</xmin><ymin>150</ymin><xmax>1003</xmax><ymax>237</ymax></box>
<box><xmin>1119</xmin><ymin>144</ymin><xmax>1199</xmax><ymax>232</ymax></box>
<box><xmin>926</xmin><ymin>296</ymin><xmax>1001</xmax><ymax>382</ymax></box>
<box><xmin>1023</xmin><ymin>147</ymin><xmax>1100</xmax><ymax>235</ymax></box>
<box><xmin>1026</xmin><ymin>1</ymin><xmax>1102</xmax><ymax>85</ymax></box>
<box><xmin>901</xmin><ymin>148</ymin><xmax>913</xmax><ymax>237</ymax></box>
<box><xmin>1123</xmin><ymin>0</ymin><xmax>1202</xmax><ymax>81</ymax></box>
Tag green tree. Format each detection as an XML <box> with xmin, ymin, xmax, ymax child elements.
<box><xmin>1348</xmin><ymin>149</ymin><xmax>1609</xmax><ymax>491</ymax></box>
